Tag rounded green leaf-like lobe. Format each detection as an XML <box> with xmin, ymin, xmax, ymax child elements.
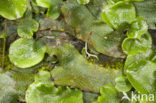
<box><xmin>0</xmin><ymin>71</ymin><xmax>34</xmax><ymax>102</ymax></box>
<box><xmin>36</xmin><ymin>0</ymin><xmax>62</xmax><ymax>20</ymax></box>
<box><xmin>125</xmin><ymin>59</ymin><xmax>156</xmax><ymax>94</ymax></box>
<box><xmin>77</xmin><ymin>0</ymin><xmax>90</xmax><ymax>5</ymax></box>
<box><xmin>35</xmin><ymin>70</ymin><xmax>51</xmax><ymax>83</ymax></box>
<box><xmin>127</xmin><ymin>18</ymin><xmax>148</xmax><ymax>39</ymax></box>
<box><xmin>0</xmin><ymin>0</ymin><xmax>27</xmax><ymax>20</ymax></box>
<box><xmin>26</xmin><ymin>70</ymin><xmax>83</xmax><ymax>103</ymax></box>
<box><xmin>36</xmin><ymin>0</ymin><xmax>62</xmax><ymax>8</ymax></box>
<box><xmin>107</xmin><ymin>0</ymin><xmax>143</xmax><ymax>5</ymax></box>
<box><xmin>36</xmin><ymin>0</ymin><xmax>52</xmax><ymax>8</ymax></box>
<box><xmin>26</xmin><ymin>83</ymin><xmax>83</xmax><ymax>103</ymax></box>
<box><xmin>9</xmin><ymin>38</ymin><xmax>46</xmax><ymax>68</ymax></box>
<box><xmin>51</xmin><ymin>44</ymin><xmax>122</xmax><ymax>93</ymax></box>
<box><xmin>115</xmin><ymin>76</ymin><xmax>132</xmax><ymax>92</ymax></box>
<box><xmin>122</xmin><ymin>33</ymin><xmax>152</xmax><ymax>55</ymax></box>
<box><xmin>47</xmin><ymin>6</ymin><xmax>60</xmax><ymax>20</ymax></box>
<box><xmin>124</xmin><ymin>51</ymin><xmax>156</xmax><ymax>94</ymax></box>
<box><xmin>101</xmin><ymin>1</ymin><xmax>136</xmax><ymax>30</ymax></box>
<box><xmin>18</xmin><ymin>18</ymin><xmax>39</xmax><ymax>38</ymax></box>
<box><xmin>93</xmin><ymin>85</ymin><xmax>119</xmax><ymax>103</ymax></box>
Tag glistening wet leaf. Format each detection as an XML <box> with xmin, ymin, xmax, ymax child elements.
<box><xmin>9</xmin><ymin>38</ymin><xmax>46</xmax><ymax>68</ymax></box>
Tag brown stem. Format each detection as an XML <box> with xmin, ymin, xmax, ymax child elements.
<box><xmin>2</xmin><ymin>20</ymin><xmax>7</xmax><ymax>69</ymax></box>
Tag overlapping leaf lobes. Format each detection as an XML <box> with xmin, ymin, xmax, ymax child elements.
<box><xmin>0</xmin><ymin>0</ymin><xmax>27</xmax><ymax>20</ymax></box>
<box><xmin>0</xmin><ymin>0</ymin><xmax>156</xmax><ymax>102</ymax></box>
<box><xmin>18</xmin><ymin>18</ymin><xmax>39</xmax><ymax>38</ymax></box>
<box><xmin>36</xmin><ymin>0</ymin><xmax>63</xmax><ymax>20</ymax></box>
<box><xmin>101</xmin><ymin>1</ymin><xmax>136</xmax><ymax>30</ymax></box>
<box><xmin>26</xmin><ymin>70</ymin><xmax>83</xmax><ymax>103</ymax></box>
<box><xmin>101</xmin><ymin>0</ymin><xmax>156</xmax><ymax>102</ymax></box>
<box><xmin>9</xmin><ymin>38</ymin><xmax>46</xmax><ymax>68</ymax></box>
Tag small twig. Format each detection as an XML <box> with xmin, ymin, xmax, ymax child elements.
<box><xmin>2</xmin><ymin>20</ymin><xmax>7</xmax><ymax>69</ymax></box>
<box><xmin>85</xmin><ymin>42</ymin><xmax>98</xmax><ymax>59</ymax></box>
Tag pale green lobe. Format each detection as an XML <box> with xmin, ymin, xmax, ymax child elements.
<box><xmin>107</xmin><ymin>0</ymin><xmax>143</xmax><ymax>4</ymax></box>
<box><xmin>77</xmin><ymin>0</ymin><xmax>90</xmax><ymax>5</ymax></box>
<box><xmin>9</xmin><ymin>38</ymin><xmax>46</xmax><ymax>68</ymax></box>
<box><xmin>26</xmin><ymin>70</ymin><xmax>83</xmax><ymax>103</ymax></box>
<box><xmin>90</xmin><ymin>24</ymin><xmax>125</xmax><ymax>58</ymax></box>
<box><xmin>62</xmin><ymin>1</ymin><xmax>125</xmax><ymax>58</ymax></box>
<box><xmin>36</xmin><ymin>0</ymin><xmax>62</xmax><ymax>8</ymax></box>
<box><xmin>122</xmin><ymin>33</ymin><xmax>152</xmax><ymax>55</ymax></box>
<box><xmin>0</xmin><ymin>0</ymin><xmax>27</xmax><ymax>20</ymax></box>
<box><xmin>18</xmin><ymin>18</ymin><xmax>39</xmax><ymax>38</ymax></box>
<box><xmin>26</xmin><ymin>83</ymin><xmax>83</xmax><ymax>103</ymax></box>
<box><xmin>124</xmin><ymin>50</ymin><xmax>156</xmax><ymax>94</ymax></box>
<box><xmin>36</xmin><ymin>0</ymin><xmax>52</xmax><ymax>8</ymax></box>
<box><xmin>0</xmin><ymin>71</ymin><xmax>34</xmax><ymax>102</ymax></box>
<box><xmin>47</xmin><ymin>6</ymin><xmax>60</xmax><ymax>20</ymax></box>
<box><xmin>125</xmin><ymin>59</ymin><xmax>156</xmax><ymax>94</ymax></box>
<box><xmin>34</xmin><ymin>70</ymin><xmax>51</xmax><ymax>84</ymax></box>
<box><xmin>115</xmin><ymin>76</ymin><xmax>132</xmax><ymax>92</ymax></box>
<box><xmin>51</xmin><ymin>44</ymin><xmax>122</xmax><ymax>93</ymax></box>
<box><xmin>92</xmin><ymin>85</ymin><xmax>119</xmax><ymax>103</ymax></box>
<box><xmin>101</xmin><ymin>1</ymin><xmax>136</xmax><ymax>30</ymax></box>
<box><xmin>127</xmin><ymin>17</ymin><xmax>148</xmax><ymax>39</ymax></box>
<box><xmin>36</xmin><ymin>0</ymin><xmax>62</xmax><ymax>20</ymax></box>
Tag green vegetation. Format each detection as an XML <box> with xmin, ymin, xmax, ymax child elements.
<box><xmin>0</xmin><ymin>0</ymin><xmax>156</xmax><ymax>103</ymax></box>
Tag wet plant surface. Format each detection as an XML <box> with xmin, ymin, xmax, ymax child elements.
<box><xmin>0</xmin><ymin>0</ymin><xmax>156</xmax><ymax>103</ymax></box>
